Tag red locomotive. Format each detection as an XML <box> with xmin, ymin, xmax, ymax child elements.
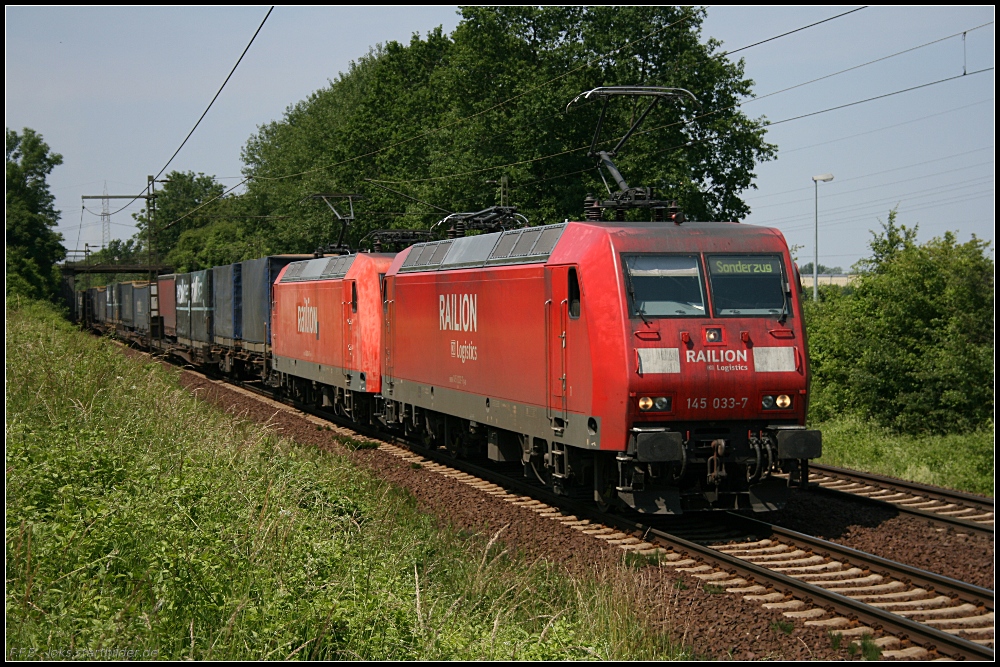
<box><xmin>271</xmin><ymin>252</ymin><xmax>394</xmax><ymax>420</ymax></box>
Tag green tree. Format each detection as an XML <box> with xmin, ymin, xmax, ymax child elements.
<box><xmin>235</xmin><ymin>7</ymin><xmax>775</xmax><ymax>255</ymax></box>
<box><xmin>6</xmin><ymin>127</ymin><xmax>65</xmax><ymax>300</ymax></box>
<box><xmin>131</xmin><ymin>170</ymin><xmax>226</xmax><ymax>268</ymax></box>
<box><xmin>806</xmin><ymin>210</ymin><xmax>994</xmax><ymax>433</ymax></box>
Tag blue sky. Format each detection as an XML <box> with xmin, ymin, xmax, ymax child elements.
<box><xmin>6</xmin><ymin>6</ymin><xmax>994</xmax><ymax>269</ymax></box>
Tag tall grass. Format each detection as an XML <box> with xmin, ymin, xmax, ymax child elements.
<box><xmin>815</xmin><ymin>415</ymin><xmax>994</xmax><ymax>496</ymax></box>
<box><xmin>6</xmin><ymin>299</ymin><xmax>689</xmax><ymax>660</ymax></box>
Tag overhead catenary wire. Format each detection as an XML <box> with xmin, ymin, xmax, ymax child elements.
<box><xmin>749</xmin><ymin>159</ymin><xmax>996</xmax><ymax>211</ymax></box>
<box><xmin>775</xmin><ymin>189</ymin><xmax>995</xmax><ymax>237</ymax></box>
<box><xmin>766</xmin><ymin>67</ymin><xmax>994</xmax><ymax>127</ymax></box>
<box><xmin>764</xmin><ymin>178</ymin><xmax>996</xmax><ymax>229</ymax></box>
<box><xmin>719</xmin><ymin>6</ymin><xmax>867</xmax><ymax>55</ymax></box>
<box><xmin>774</xmin><ymin>98</ymin><xmax>993</xmax><ymax>157</ymax></box>
<box><xmin>748</xmin><ymin>144</ymin><xmax>994</xmax><ymax>201</ymax></box>
<box><xmin>369</xmin><ymin>65</ymin><xmax>994</xmax><ymax>187</ymax></box>
<box><xmin>106</xmin><ymin>6</ymin><xmax>274</xmax><ymax>217</ymax></box>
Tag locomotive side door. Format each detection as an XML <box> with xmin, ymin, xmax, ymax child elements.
<box><xmin>383</xmin><ymin>275</ymin><xmax>395</xmax><ymax>392</ymax></box>
<box><xmin>343</xmin><ymin>279</ymin><xmax>357</xmax><ymax>374</ymax></box>
<box><xmin>545</xmin><ymin>265</ymin><xmax>571</xmax><ymax>429</ymax></box>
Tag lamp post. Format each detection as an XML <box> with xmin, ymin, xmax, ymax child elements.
<box><xmin>811</xmin><ymin>173</ymin><xmax>834</xmax><ymax>301</ymax></box>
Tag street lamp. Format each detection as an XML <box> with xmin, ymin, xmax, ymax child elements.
<box><xmin>811</xmin><ymin>173</ymin><xmax>834</xmax><ymax>301</ymax></box>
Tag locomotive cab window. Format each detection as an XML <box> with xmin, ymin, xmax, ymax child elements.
<box><xmin>568</xmin><ymin>268</ymin><xmax>581</xmax><ymax>319</ymax></box>
<box><xmin>351</xmin><ymin>282</ymin><xmax>358</xmax><ymax>313</ymax></box>
<box><xmin>707</xmin><ymin>255</ymin><xmax>790</xmax><ymax>317</ymax></box>
<box><xmin>622</xmin><ymin>255</ymin><xmax>705</xmax><ymax>317</ymax></box>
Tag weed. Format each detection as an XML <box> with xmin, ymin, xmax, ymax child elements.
<box><xmin>847</xmin><ymin>642</ymin><xmax>859</xmax><ymax>657</ymax></box>
<box><xmin>828</xmin><ymin>631</ymin><xmax>843</xmax><ymax>650</ymax></box>
<box><xmin>624</xmin><ymin>551</ymin><xmax>662</xmax><ymax>569</ymax></box>
<box><xmin>859</xmin><ymin>634</ymin><xmax>882</xmax><ymax>660</ymax></box>
<box><xmin>410</xmin><ymin>462</ymin><xmax>423</xmax><ymax>470</ymax></box>
<box><xmin>334</xmin><ymin>434</ymin><xmax>378</xmax><ymax>450</ymax></box>
<box><xmin>702</xmin><ymin>584</ymin><xmax>724</xmax><ymax>595</ymax></box>
<box><xmin>770</xmin><ymin>620</ymin><xmax>794</xmax><ymax>635</ymax></box>
<box><xmin>673</xmin><ymin>579</ymin><xmax>688</xmax><ymax>590</ymax></box>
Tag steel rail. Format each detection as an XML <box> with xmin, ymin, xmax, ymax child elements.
<box><xmin>636</xmin><ymin>522</ymin><xmax>995</xmax><ymax>661</ymax></box>
<box><xmin>810</xmin><ymin>484</ymin><xmax>994</xmax><ymax>535</ymax></box>
<box><xmin>810</xmin><ymin>463</ymin><xmax>994</xmax><ymax>507</ymax></box>
<box><xmin>804</xmin><ymin>464</ymin><xmax>993</xmax><ymax>536</ymax></box>
<box><xmin>726</xmin><ymin>513</ymin><xmax>994</xmax><ymax>605</ymax></box>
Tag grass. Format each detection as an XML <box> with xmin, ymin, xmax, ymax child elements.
<box><xmin>6</xmin><ymin>299</ymin><xmax>690</xmax><ymax>660</ymax></box>
<box><xmin>813</xmin><ymin>414</ymin><xmax>994</xmax><ymax>496</ymax></box>
<box><xmin>857</xmin><ymin>634</ymin><xmax>882</xmax><ymax>661</ymax></box>
<box><xmin>769</xmin><ymin>620</ymin><xmax>794</xmax><ymax>635</ymax></box>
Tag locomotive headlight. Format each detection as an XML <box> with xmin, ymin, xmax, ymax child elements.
<box><xmin>776</xmin><ymin>394</ymin><xmax>792</xmax><ymax>409</ymax></box>
<box><xmin>654</xmin><ymin>396</ymin><xmax>670</xmax><ymax>411</ymax></box>
<box><xmin>762</xmin><ymin>395</ymin><xmax>775</xmax><ymax>410</ymax></box>
<box><xmin>638</xmin><ymin>397</ymin><xmax>654</xmax><ymax>411</ymax></box>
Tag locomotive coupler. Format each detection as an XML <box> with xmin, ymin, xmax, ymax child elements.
<box><xmin>706</xmin><ymin>438</ymin><xmax>728</xmax><ymax>486</ymax></box>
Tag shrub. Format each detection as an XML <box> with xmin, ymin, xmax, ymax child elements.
<box><xmin>806</xmin><ymin>210</ymin><xmax>994</xmax><ymax>434</ymax></box>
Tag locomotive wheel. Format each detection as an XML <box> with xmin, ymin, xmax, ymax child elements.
<box><xmin>444</xmin><ymin>429</ymin><xmax>462</xmax><ymax>458</ymax></box>
<box><xmin>594</xmin><ymin>456</ymin><xmax>618</xmax><ymax>513</ymax></box>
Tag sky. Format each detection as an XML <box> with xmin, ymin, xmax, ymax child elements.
<box><xmin>6</xmin><ymin>6</ymin><xmax>995</xmax><ymax>271</ymax></box>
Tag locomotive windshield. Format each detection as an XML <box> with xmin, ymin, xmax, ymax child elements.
<box><xmin>622</xmin><ymin>255</ymin><xmax>705</xmax><ymax>317</ymax></box>
<box><xmin>707</xmin><ymin>254</ymin><xmax>789</xmax><ymax>317</ymax></box>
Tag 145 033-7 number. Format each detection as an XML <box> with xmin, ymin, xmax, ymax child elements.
<box><xmin>687</xmin><ymin>397</ymin><xmax>748</xmax><ymax>409</ymax></box>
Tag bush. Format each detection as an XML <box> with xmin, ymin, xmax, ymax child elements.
<box><xmin>806</xmin><ymin>210</ymin><xmax>994</xmax><ymax>434</ymax></box>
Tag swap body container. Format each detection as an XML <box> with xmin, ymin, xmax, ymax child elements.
<box><xmin>107</xmin><ymin>284</ymin><xmax>121</xmax><ymax>324</ymax></box>
<box><xmin>94</xmin><ymin>287</ymin><xmax>107</xmax><ymax>323</ymax></box>
<box><xmin>271</xmin><ymin>253</ymin><xmax>394</xmax><ymax>394</ymax></box>
<box><xmin>120</xmin><ymin>283</ymin><xmax>135</xmax><ymax>327</ymax></box>
<box><xmin>158</xmin><ymin>274</ymin><xmax>177</xmax><ymax>337</ymax></box>
<box><xmin>240</xmin><ymin>255</ymin><xmax>311</xmax><ymax>352</ymax></box>
<box><xmin>133</xmin><ymin>283</ymin><xmax>150</xmax><ymax>333</ymax></box>
<box><xmin>212</xmin><ymin>263</ymin><xmax>242</xmax><ymax>346</ymax></box>
<box><xmin>175</xmin><ymin>273</ymin><xmax>192</xmax><ymax>339</ymax></box>
<box><xmin>190</xmin><ymin>269</ymin><xmax>213</xmax><ymax>343</ymax></box>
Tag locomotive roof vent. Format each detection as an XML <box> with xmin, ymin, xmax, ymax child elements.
<box><xmin>568</xmin><ymin>86</ymin><xmax>696</xmax><ymax>224</ymax></box>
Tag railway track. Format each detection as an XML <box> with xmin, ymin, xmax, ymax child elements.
<box><xmin>803</xmin><ymin>463</ymin><xmax>994</xmax><ymax>535</ymax></box>
<box><xmin>378</xmin><ymin>441</ymin><xmax>995</xmax><ymax>660</ymax></box>
<box><xmin>125</xmin><ymin>343</ymin><xmax>997</xmax><ymax>660</ymax></box>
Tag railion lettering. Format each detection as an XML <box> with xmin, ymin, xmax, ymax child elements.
<box><xmin>686</xmin><ymin>349</ymin><xmax>748</xmax><ymax>364</ymax></box>
<box><xmin>297</xmin><ymin>298</ymin><xmax>318</xmax><ymax>335</ymax></box>
<box><xmin>439</xmin><ymin>293</ymin><xmax>478</xmax><ymax>332</ymax></box>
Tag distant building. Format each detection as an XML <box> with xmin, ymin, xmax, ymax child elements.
<box><xmin>799</xmin><ymin>274</ymin><xmax>856</xmax><ymax>288</ymax></box>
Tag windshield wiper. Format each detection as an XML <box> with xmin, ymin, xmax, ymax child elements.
<box><xmin>779</xmin><ymin>283</ymin><xmax>790</xmax><ymax>324</ymax></box>
<box><xmin>624</xmin><ymin>266</ymin><xmax>650</xmax><ymax>325</ymax></box>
